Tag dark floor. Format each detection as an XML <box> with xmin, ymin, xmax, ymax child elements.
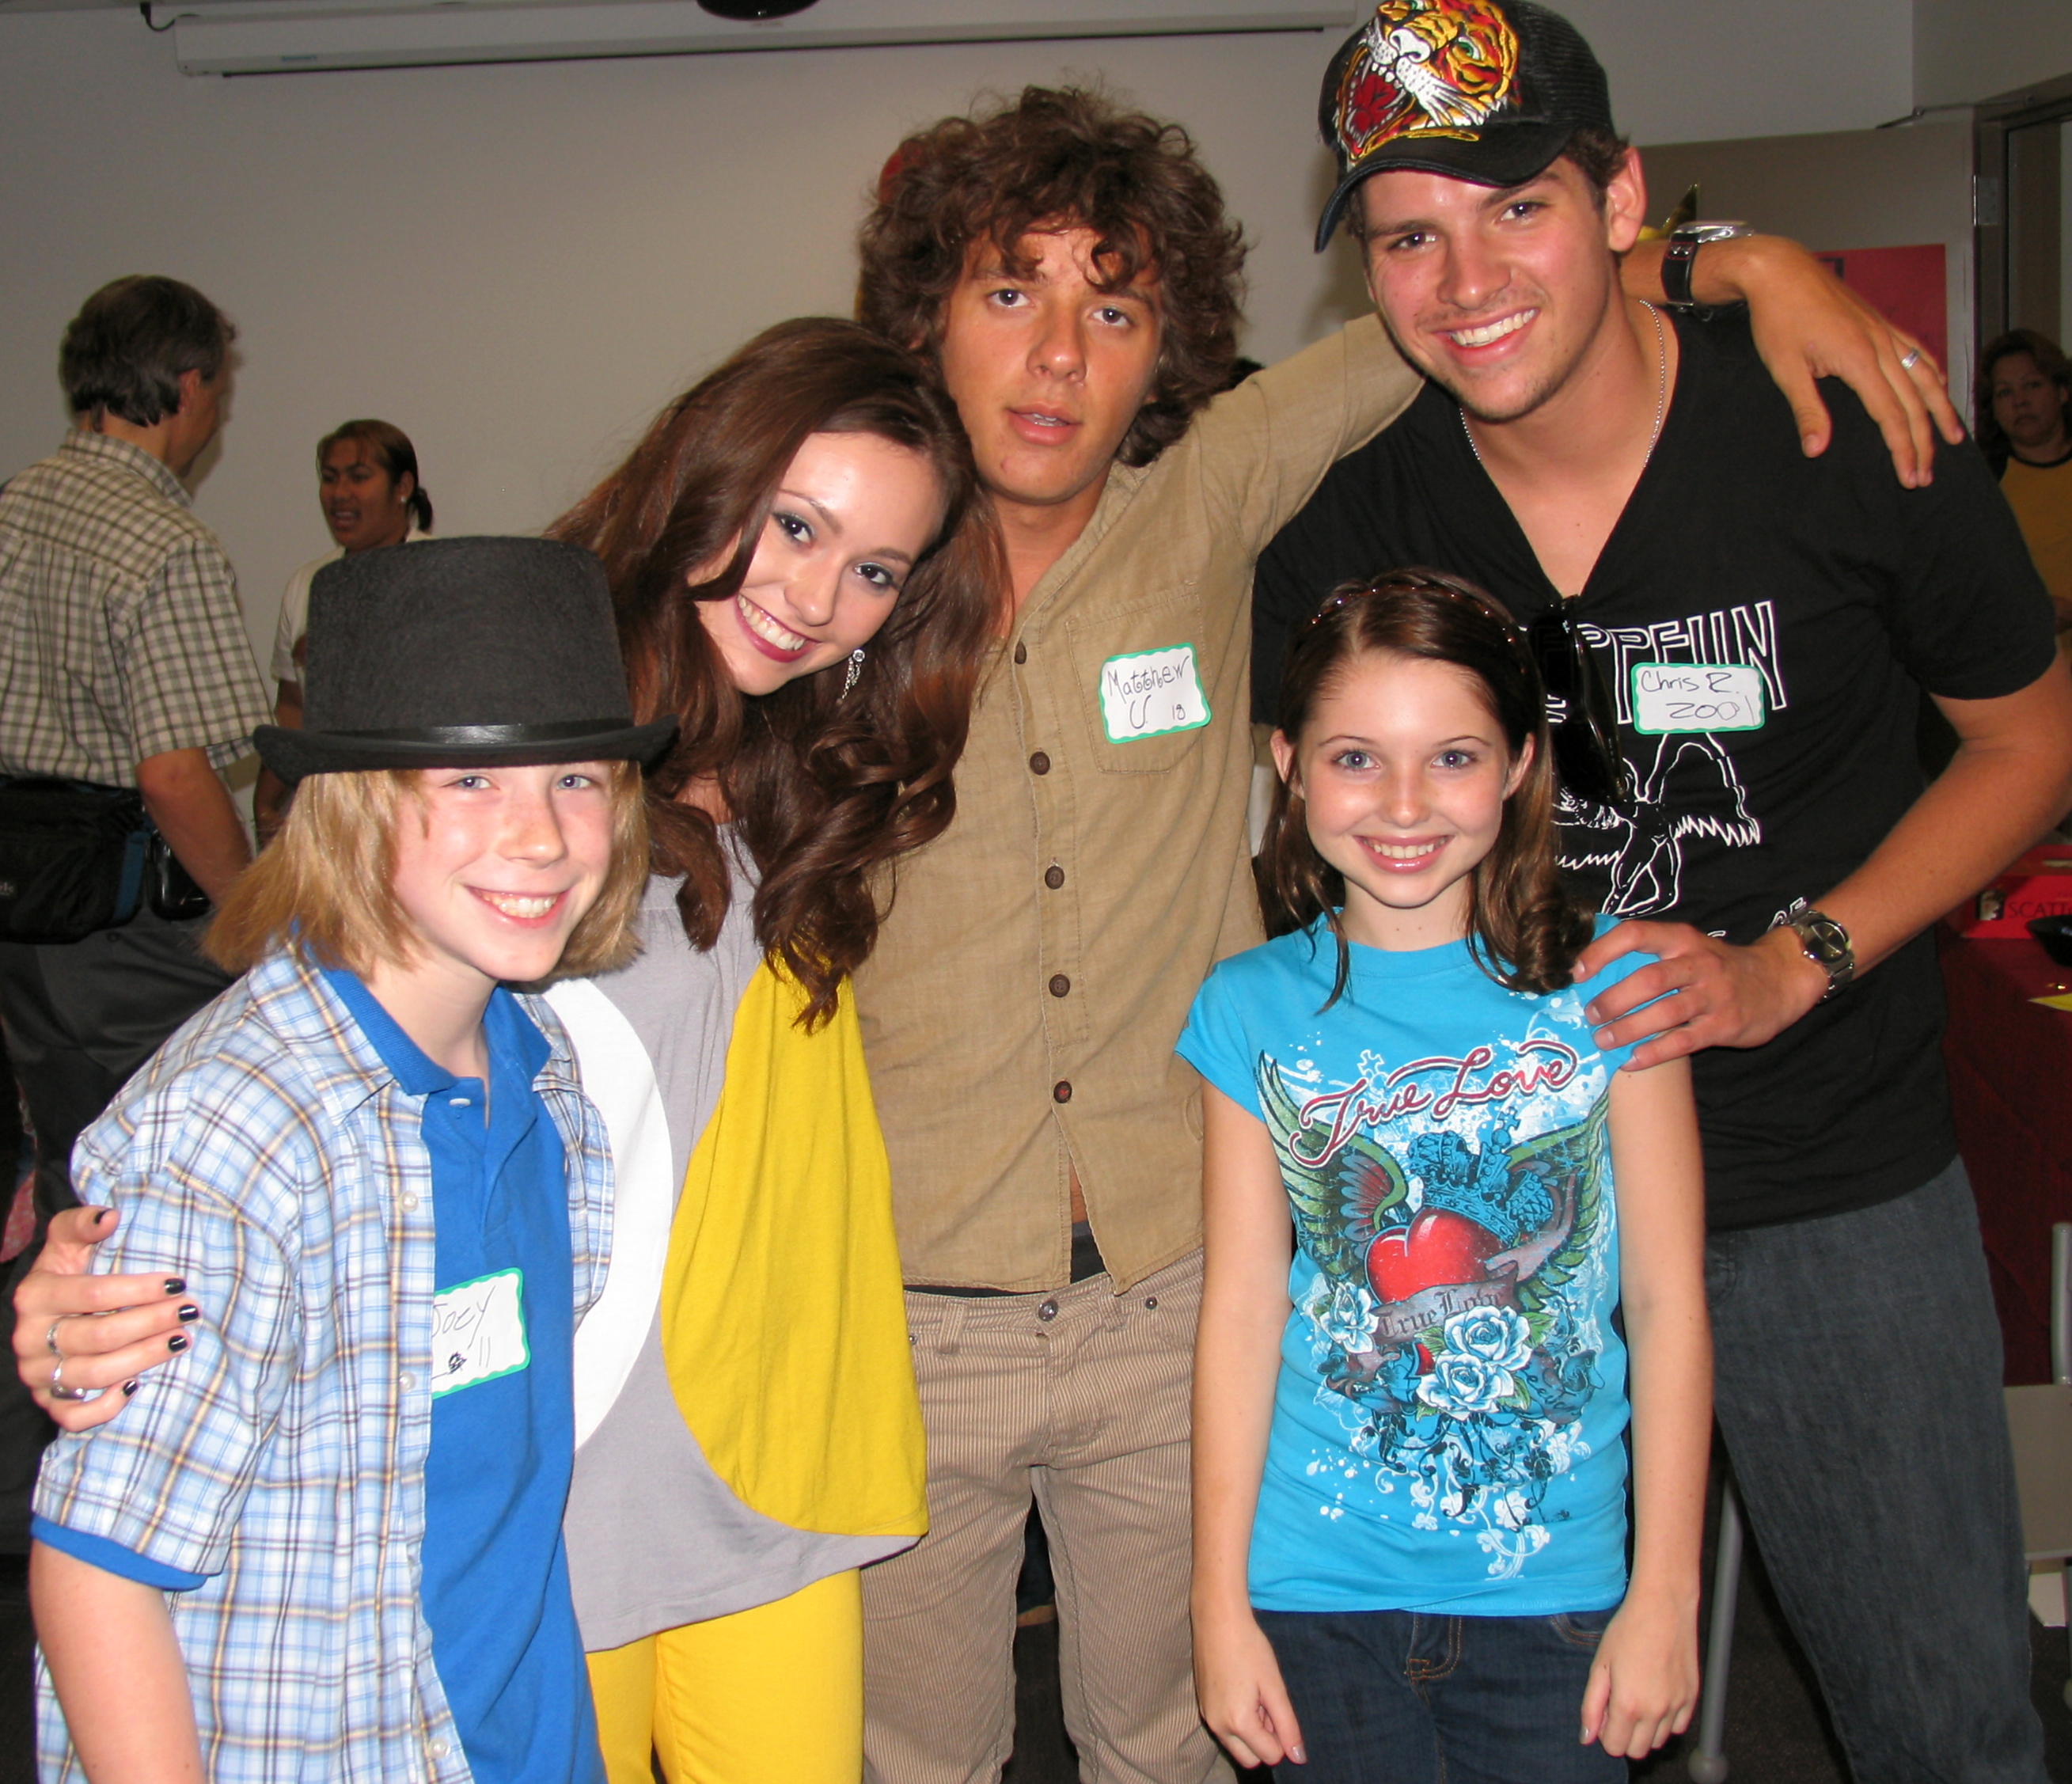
<box><xmin>1001</xmin><ymin>1475</ymin><xmax>2072</xmax><ymax>1784</ymax></box>
<box><xmin>4</xmin><ymin>1509</ymin><xmax>2067</xmax><ymax>1783</ymax></box>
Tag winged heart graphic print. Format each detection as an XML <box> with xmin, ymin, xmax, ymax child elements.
<box><xmin>1178</xmin><ymin>917</ymin><xmax>1654</xmax><ymax>1615</ymax></box>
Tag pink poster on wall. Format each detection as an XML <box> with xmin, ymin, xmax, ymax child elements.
<box><xmin>1812</xmin><ymin>244</ymin><xmax>1948</xmax><ymax>374</ymax></box>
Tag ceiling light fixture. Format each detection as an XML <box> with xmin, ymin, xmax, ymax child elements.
<box><xmin>695</xmin><ymin>0</ymin><xmax>818</xmax><ymax>17</ymax></box>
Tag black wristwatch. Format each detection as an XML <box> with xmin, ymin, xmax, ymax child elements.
<box><xmin>1662</xmin><ymin>222</ymin><xmax>1755</xmax><ymax>310</ymax></box>
<box><xmin>1774</xmin><ymin>899</ymin><xmax>1854</xmax><ymax>1003</ymax></box>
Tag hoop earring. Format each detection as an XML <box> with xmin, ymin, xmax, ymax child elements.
<box><xmin>841</xmin><ymin>647</ymin><xmax>865</xmax><ymax>700</ymax></box>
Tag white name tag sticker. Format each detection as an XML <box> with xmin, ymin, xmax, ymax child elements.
<box><xmin>430</xmin><ymin>1268</ymin><xmax>529</xmax><ymax>1398</ymax></box>
<box><xmin>1099</xmin><ymin>643</ymin><xmax>1212</xmax><ymax>743</ymax></box>
<box><xmin>1630</xmin><ymin>662</ymin><xmax>1767</xmax><ymax>735</ymax></box>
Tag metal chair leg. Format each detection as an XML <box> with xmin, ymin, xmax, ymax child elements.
<box><xmin>1687</xmin><ymin>1477</ymin><xmax>1744</xmax><ymax>1784</ymax></box>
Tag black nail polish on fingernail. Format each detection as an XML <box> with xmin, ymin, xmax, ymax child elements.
<box><xmin>94</xmin><ymin>1209</ymin><xmax>113</xmax><ymax>1226</ymax></box>
<box><xmin>167</xmin><ymin>1334</ymin><xmax>188</xmax><ymax>1353</ymax></box>
<box><xmin>178</xmin><ymin>1304</ymin><xmax>199</xmax><ymax>1323</ymax></box>
<box><xmin>164</xmin><ymin>1278</ymin><xmax>186</xmax><ymax>1295</ymax></box>
<box><xmin>123</xmin><ymin>1380</ymin><xmax>139</xmax><ymax>1396</ymax></box>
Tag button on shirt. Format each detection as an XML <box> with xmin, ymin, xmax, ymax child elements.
<box><xmin>852</xmin><ymin>317</ymin><xmax>1420</xmax><ymax>1292</ymax></box>
<box><xmin>0</xmin><ymin>429</ymin><xmax>270</xmax><ymax>784</ymax></box>
<box><xmin>32</xmin><ymin>951</ymin><xmax>611</xmax><ymax>1784</ymax></box>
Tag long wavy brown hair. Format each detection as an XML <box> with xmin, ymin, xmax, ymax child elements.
<box><xmin>856</xmin><ymin>85</ymin><xmax>1247</xmax><ymax>468</ymax></box>
<box><xmin>1257</xmin><ymin>568</ymin><xmax>1592</xmax><ymax>1005</ymax></box>
<box><xmin>549</xmin><ymin>317</ymin><xmax>1004</xmax><ymax>1026</ymax></box>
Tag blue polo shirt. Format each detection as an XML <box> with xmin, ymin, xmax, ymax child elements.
<box><xmin>322</xmin><ymin>970</ymin><xmax>602</xmax><ymax>1784</ymax></box>
<box><xmin>36</xmin><ymin>972</ymin><xmax>602</xmax><ymax>1781</ymax></box>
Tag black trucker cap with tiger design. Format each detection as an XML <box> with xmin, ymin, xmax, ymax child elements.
<box><xmin>1315</xmin><ymin>0</ymin><xmax>1619</xmax><ymax>250</ymax></box>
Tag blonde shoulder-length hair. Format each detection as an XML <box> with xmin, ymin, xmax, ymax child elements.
<box><xmin>207</xmin><ymin>764</ymin><xmax>651</xmax><ymax>984</ymax></box>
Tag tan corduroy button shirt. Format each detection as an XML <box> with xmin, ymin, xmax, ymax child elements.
<box><xmin>855</xmin><ymin>316</ymin><xmax>1421</xmax><ymax>1292</ymax></box>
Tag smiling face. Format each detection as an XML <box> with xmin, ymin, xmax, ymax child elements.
<box><xmin>1991</xmin><ymin>351</ymin><xmax>2071</xmax><ymax>463</ymax></box>
<box><xmin>934</xmin><ymin>226</ymin><xmax>1163</xmax><ymax>528</ymax></box>
<box><xmin>1354</xmin><ymin>153</ymin><xmax>1644</xmax><ymax>426</ymax></box>
<box><xmin>695</xmin><ymin>430</ymin><xmax>944</xmax><ymax>698</ymax></box>
<box><xmin>382</xmin><ymin>761</ymin><xmax>616</xmax><ymax>1005</ymax></box>
<box><xmin>1273</xmin><ymin>651</ymin><xmax>1529</xmax><ymax>953</ymax></box>
<box><xmin>321</xmin><ymin>437</ymin><xmax>416</xmax><ymax>552</ymax></box>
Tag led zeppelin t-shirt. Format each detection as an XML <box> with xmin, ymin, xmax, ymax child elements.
<box><xmin>1254</xmin><ymin>315</ymin><xmax>2056</xmax><ymax>1229</ymax></box>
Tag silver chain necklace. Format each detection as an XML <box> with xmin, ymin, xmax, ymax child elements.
<box><xmin>1460</xmin><ymin>298</ymin><xmax>1668</xmax><ymax>473</ymax></box>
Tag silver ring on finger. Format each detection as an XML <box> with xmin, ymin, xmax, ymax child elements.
<box><xmin>47</xmin><ymin>1358</ymin><xmax>93</xmax><ymax>1403</ymax></box>
<box><xmin>1899</xmin><ymin>347</ymin><xmax>1922</xmax><ymax>370</ymax></box>
<box><xmin>46</xmin><ymin>1318</ymin><xmax>68</xmax><ymax>1360</ymax></box>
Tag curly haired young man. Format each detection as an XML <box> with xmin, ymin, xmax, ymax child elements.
<box><xmin>844</xmin><ymin>81</ymin><xmax>1961</xmax><ymax>1784</ymax></box>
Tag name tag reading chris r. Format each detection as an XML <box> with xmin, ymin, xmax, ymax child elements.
<box><xmin>1630</xmin><ymin>662</ymin><xmax>1767</xmax><ymax>734</ymax></box>
<box><xmin>1100</xmin><ymin>643</ymin><xmax>1212</xmax><ymax>743</ymax></box>
<box><xmin>431</xmin><ymin>1267</ymin><xmax>529</xmax><ymax>1397</ymax></box>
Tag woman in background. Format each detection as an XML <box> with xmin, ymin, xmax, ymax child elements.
<box><xmin>1977</xmin><ymin>329</ymin><xmax>2072</xmax><ymax>640</ymax></box>
<box><xmin>255</xmin><ymin>419</ymin><xmax>434</xmax><ymax>841</ymax></box>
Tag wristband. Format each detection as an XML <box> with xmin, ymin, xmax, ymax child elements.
<box><xmin>1663</xmin><ymin>222</ymin><xmax>1755</xmax><ymax>310</ymax></box>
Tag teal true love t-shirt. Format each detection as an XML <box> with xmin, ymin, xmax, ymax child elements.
<box><xmin>1180</xmin><ymin>917</ymin><xmax>1652</xmax><ymax>1616</ymax></box>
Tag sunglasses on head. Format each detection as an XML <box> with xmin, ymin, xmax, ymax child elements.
<box><xmin>1527</xmin><ymin>605</ymin><xmax>1634</xmax><ymax>811</ymax></box>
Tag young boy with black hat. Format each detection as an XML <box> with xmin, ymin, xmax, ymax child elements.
<box><xmin>28</xmin><ymin>536</ymin><xmax>670</xmax><ymax>1784</ymax></box>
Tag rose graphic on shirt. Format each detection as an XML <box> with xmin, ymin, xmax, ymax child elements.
<box><xmin>1447</xmin><ymin>1304</ymin><xmax>1533</xmax><ymax>1370</ymax></box>
<box><xmin>1258</xmin><ymin>1049</ymin><xmax>1611</xmax><ymax>1577</ymax></box>
<box><xmin>1417</xmin><ymin>1349</ymin><xmax>1513</xmax><ymax>1417</ymax></box>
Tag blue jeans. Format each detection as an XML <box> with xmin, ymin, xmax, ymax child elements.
<box><xmin>1709</xmin><ymin>1158</ymin><xmax>2046</xmax><ymax>1783</ymax></box>
<box><xmin>1255</xmin><ymin>1607</ymin><xmax>1626</xmax><ymax>1784</ymax></box>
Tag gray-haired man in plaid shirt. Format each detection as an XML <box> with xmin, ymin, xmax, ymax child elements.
<box><xmin>0</xmin><ymin>275</ymin><xmax>271</xmax><ymax>1542</ymax></box>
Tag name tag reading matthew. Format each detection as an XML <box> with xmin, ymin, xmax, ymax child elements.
<box><xmin>1100</xmin><ymin>644</ymin><xmax>1212</xmax><ymax>743</ymax></box>
<box><xmin>1630</xmin><ymin>662</ymin><xmax>1767</xmax><ymax>735</ymax></box>
<box><xmin>431</xmin><ymin>1268</ymin><xmax>529</xmax><ymax>1397</ymax></box>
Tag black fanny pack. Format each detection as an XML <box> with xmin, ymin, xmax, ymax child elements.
<box><xmin>0</xmin><ymin>777</ymin><xmax>210</xmax><ymax>944</ymax></box>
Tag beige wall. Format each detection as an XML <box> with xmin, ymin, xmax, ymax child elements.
<box><xmin>1915</xmin><ymin>0</ymin><xmax>2072</xmax><ymax>108</ymax></box>
<box><xmin>0</xmin><ymin>11</ymin><xmax>1379</xmax><ymax>672</ymax></box>
<box><xmin>0</xmin><ymin>0</ymin><xmax>1935</xmax><ymax>679</ymax></box>
<box><xmin>1641</xmin><ymin>118</ymin><xmax>1976</xmax><ymax>400</ymax></box>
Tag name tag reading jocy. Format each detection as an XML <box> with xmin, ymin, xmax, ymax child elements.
<box><xmin>1630</xmin><ymin>662</ymin><xmax>1767</xmax><ymax>734</ymax></box>
<box><xmin>1100</xmin><ymin>643</ymin><xmax>1212</xmax><ymax>743</ymax></box>
<box><xmin>431</xmin><ymin>1267</ymin><xmax>529</xmax><ymax>1397</ymax></box>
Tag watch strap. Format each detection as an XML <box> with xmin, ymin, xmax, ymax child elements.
<box><xmin>1662</xmin><ymin>222</ymin><xmax>1755</xmax><ymax>313</ymax></box>
<box><xmin>1774</xmin><ymin>900</ymin><xmax>1855</xmax><ymax>1003</ymax></box>
<box><xmin>1662</xmin><ymin>237</ymin><xmax>1700</xmax><ymax>309</ymax></box>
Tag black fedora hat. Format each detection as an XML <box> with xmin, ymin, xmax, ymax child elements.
<box><xmin>254</xmin><ymin>536</ymin><xmax>677</xmax><ymax>786</ymax></box>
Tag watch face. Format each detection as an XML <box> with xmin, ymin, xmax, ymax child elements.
<box><xmin>1797</xmin><ymin>913</ymin><xmax>1850</xmax><ymax>966</ymax></box>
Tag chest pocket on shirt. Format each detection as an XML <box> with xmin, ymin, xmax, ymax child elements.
<box><xmin>1066</xmin><ymin>584</ymin><xmax>1212</xmax><ymax>774</ymax></box>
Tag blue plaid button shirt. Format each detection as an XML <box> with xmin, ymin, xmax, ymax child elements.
<box><xmin>34</xmin><ymin>950</ymin><xmax>613</xmax><ymax>1784</ymax></box>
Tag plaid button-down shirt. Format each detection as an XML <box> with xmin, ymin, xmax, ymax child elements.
<box><xmin>34</xmin><ymin>951</ymin><xmax>614</xmax><ymax>1784</ymax></box>
<box><xmin>0</xmin><ymin>429</ymin><xmax>269</xmax><ymax>784</ymax></box>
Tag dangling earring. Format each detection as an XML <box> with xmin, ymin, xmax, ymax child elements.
<box><xmin>841</xmin><ymin>647</ymin><xmax>865</xmax><ymax>700</ymax></box>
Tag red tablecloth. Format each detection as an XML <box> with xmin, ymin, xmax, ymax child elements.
<box><xmin>1938</xmin><ymin>925</ymin><xmax>2072</xmax><ymax>1384</ymax></box>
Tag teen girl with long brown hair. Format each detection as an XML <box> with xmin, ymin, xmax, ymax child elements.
<box><xmin>21</xmin><ymin>317</ymin><xmax>1003</xmax><ymax>1784</ymax></box>
<box><xmin>1185</xmin><ymin>571</ymin><xmax>1709</xmax><ymax>1782</ymax></box>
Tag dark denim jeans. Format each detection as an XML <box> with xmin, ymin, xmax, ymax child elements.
<box><xmin>1710</xmin><ymin>1157</ymin><xmax>2047</xmax><ymax>1783</ymax></box>
<box><xmin>1256</xmin><ymin>1606</ymin><xmax>1626</xmax><ymax>1784</ymax></box>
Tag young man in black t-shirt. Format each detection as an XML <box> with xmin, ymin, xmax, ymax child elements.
<box><xmin>1255</xmin><ymin>5</ymin><xmax>2072</xmax><ymax>1779</ymax></box>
